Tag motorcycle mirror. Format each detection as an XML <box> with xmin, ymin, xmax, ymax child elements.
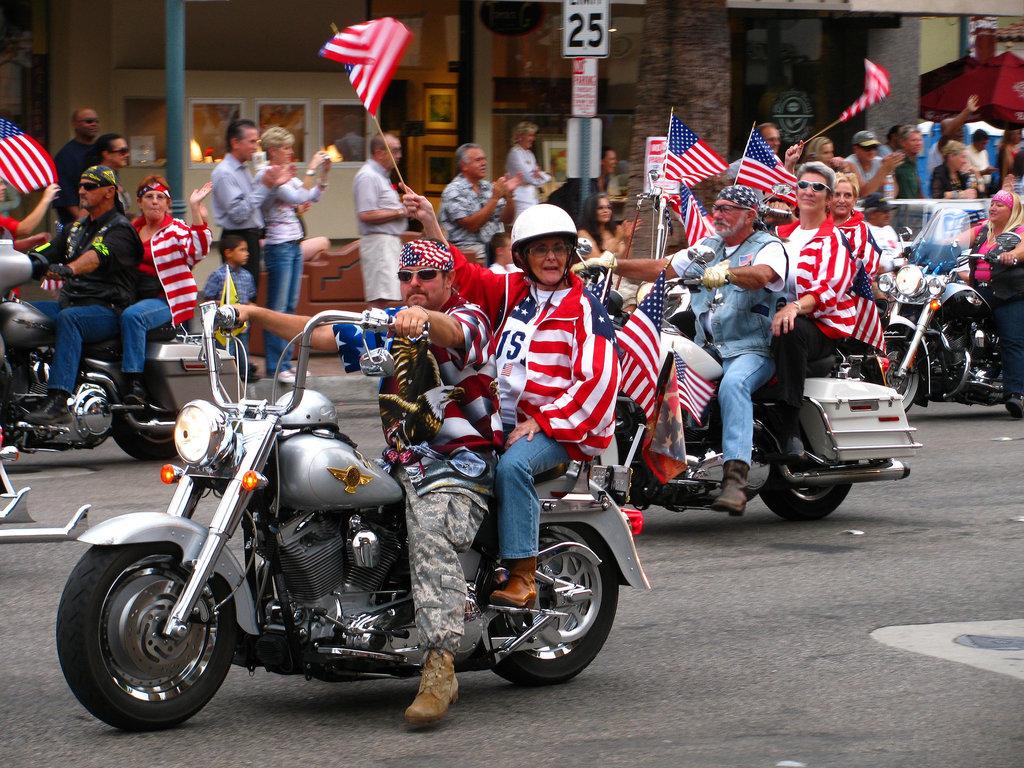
<box><xmin>995</xmin><ymin>232</ymin><xmax>1021</xmax><ymax>253</ymax></box>
<box><xmin>897</xmin><ymin>227</ymin><xmax>913</xmax><ymax>242</ymax></box>
<box><xmin>687</xmin><ymin>244</ymin><xmax>715</xmax><ymax>266</ymax></box>
<box><xmin>359</xmin><ymin>347</ymin><xmax>395</xmax><ymax>378</ymax></box>
<box><xmin>576</xmin><ymin>240</ymin><xmax>593</xmax><ymax>259</ymax></box>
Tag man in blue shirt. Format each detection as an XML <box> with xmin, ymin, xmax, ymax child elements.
<box><xmin>52</xmin><ymin>108</ymin><xmax>100</xmax><ymax>226</ymax></box>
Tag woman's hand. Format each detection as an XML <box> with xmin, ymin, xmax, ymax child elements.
<box><xmin>784</xmin><ymin>142</ymin><xmax>803</xmax><ymax>172</ymax></box>
<box><xmin>506</xmin><ymin>417</ymin><xmax>543</xmax><ymax>448</ymax></box>
<box><xmin>190</xmin><ymin>182</ymin><xmax>213</xmax><ymax>222</ymax></box>
<box><xmin>772</xmin><ymin>301</ymin><xmax>801</xmax><ymax>336</ymax></box>
<box><xmin>41</xmin><ymin>183</ymin><xmax>60</xmax><ymax>205</ymax></box>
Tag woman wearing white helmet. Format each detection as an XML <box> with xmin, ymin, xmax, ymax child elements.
<box><xmin>404</xmin><ymin>193</ymin><xmax>620</xmax><ymax>608</ymax></box>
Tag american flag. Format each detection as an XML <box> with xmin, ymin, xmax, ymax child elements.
<box><xmin>618</xmin><ymin>271</ymin><xmax>668</xmax><ymax>420</ymax></box>
<box><xmin>319</xmin><ymin>18</ymin><xmax>413</xmax><ymax>117</ymax></box>
<box><xmin>664</xmin><ymin>115</ymin><xmax>727</xmax><ymax>187</ymax></box>
<box><xmin>839</xmin><ymin>59</ymin><xmax>891</xmax><ymax>123</ymax></box>
<box><xmin>735</xmin><ymin>127</ymin><xmax>798</xmax><ymax>195</ymax></box>
<box><xmin>641</xmin><ymin>360</ymin><xmax>689</xmax><ymax>483</ymax></box>
<box><xmin>668</xmin><ymin>183</ymin><xmax>715</xmax><ymax>247</ymax></box>
<box><xmin>0</xmin><ymin>118</ymin><xmax>56</xmax><ymax>194</ymax></box>
<box><xmin>849</xmin><ymin>260</ymin><xmax>886</xmax><ymax>352</ymax></box>
<box><xmin>673</xmin><ymin>351</ymin><xmax>717</xmax><ymax>424</ymax></box>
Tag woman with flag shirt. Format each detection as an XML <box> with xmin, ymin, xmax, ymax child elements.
<box><xmin>404</xmin><ymin>190</ymin><xmax>619</xmax><ymax>609</ymax></box>
<box><xmin>120</xmin><ymin>175</ymin><xmax>212</xmax><ymax>404</ymax></box>
<box><xmin>771</xmin><ymin>161</ymin><xmax>855</xmax><ymax>459</ymax></box>
<box><xmin>831</xmin><ymin>172</ymin><xmax>882</xmax><ymax>276</ymax></box>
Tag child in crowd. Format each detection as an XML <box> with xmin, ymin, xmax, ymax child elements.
<box><xmin>202</xmin><ymin>234</ymin><xmax>258</xmax><ymax>380</ymax></box>
<box><xmin>488</xmin><ymin>231</ymin><xmax>519</xmax><ymax>273</ymax></box>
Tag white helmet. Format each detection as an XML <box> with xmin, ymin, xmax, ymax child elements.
<box><xmin>510</xmin><ymin>204</ymin><xmax>578</xmax><ymax>255</ymax></box>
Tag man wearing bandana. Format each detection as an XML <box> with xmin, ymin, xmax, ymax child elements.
<box><xmin>232</xmin><ymin>238</ymin><xmax>501</xmax><ymax>726</ymax></box>
<box><xmin>26</xmin><ymin>165</ymin><xmax>143</xmax><ymax>425</ymax></box>
<box><xmin>581</xmin><ymin>185</ymin><xmax>789</xmax><ymax>515</ymax></box>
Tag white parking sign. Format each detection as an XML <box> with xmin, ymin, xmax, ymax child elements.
<box><xmin>562</xmin><ymin>0</ymin><xmax>610</xmax><ymax>59</ymax></box>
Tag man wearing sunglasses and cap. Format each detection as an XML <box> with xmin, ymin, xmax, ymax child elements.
<box><xmin>578</xmin><ymin>184</ymin><xmax>789</xmax><ymax>515</ymax></box>
<box><xmin>232</xmin><ymin>238</ymin><xmax>500</xmax><ymax>726</ymax></box>
<box><xmin>26</xmin><ymin>165</ymin><xmax>143</xmax><ymax>425</ymax></box>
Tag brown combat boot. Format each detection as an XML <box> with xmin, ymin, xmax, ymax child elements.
<box><xmin>711</xmin><ymin>460</ymin><xmax>749</xmax><ymax>516</ymax></box>
<box><xmin>489</xmin><ymin>556</ymin><xmax>538</xmax><ymax>608</ymax></box>
<box><xmin>404</xmin><ymin>649</ymin><xmax>458</xmax><ymax>725</ymax></box>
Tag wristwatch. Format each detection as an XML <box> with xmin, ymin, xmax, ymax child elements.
<box><xmin>305</xmin><ymin>169</ymin><xmax>316</xmax><ymax>176</ymax></box>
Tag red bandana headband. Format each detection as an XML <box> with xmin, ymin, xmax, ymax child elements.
<box><xmin>138</xmin><ymin>183</ymin><xmax>171</xmax><ymax>200</ymax></box>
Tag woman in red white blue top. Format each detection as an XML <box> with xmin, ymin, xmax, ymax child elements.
<box><xmin>122</xmin><ymin>175</ymin><xmax>212</xmax><ymax>403</ymax></box>
<box><xmin>770</xmin><ymin>161</ymin><xmax>855</xmax><ymax>458</ymax></box>
<box><xmin>405</xmin><ymin>193</ymin><xmax>619</xmax><ymax>608</ymax></box>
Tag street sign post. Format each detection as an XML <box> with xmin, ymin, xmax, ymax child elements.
<box><xmin>563</xmin><ymin>0</ymin><xmax>609</xmax><ymax>210</ymax></box>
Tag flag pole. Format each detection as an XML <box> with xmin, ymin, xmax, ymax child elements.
<box><xmin>371</xmin><ymin>113</ymin><xmax>407</xmax><ymax>190</ymax></box>
<box><xmin>805</xmin><ymin>116</ymin><xmax>843</xmax><ymax>144</ymax></box>
<box><xmin>734</xmin><ymin>123</ymin><xmax>756</xmax><ymax>180</ymax></box>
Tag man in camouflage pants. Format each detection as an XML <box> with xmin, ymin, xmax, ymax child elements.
<box><xmin>234</xmin><ymin>239</ymin><xmax>500</xmax><ymax>725</ymax></box>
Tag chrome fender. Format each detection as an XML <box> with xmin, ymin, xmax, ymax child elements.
<box><xmin>77</xmin><ymin>512</ymin><xmax>258</xmax><ymax>635</ymax></box>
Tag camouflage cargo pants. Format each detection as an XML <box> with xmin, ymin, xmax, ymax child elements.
<box><xmin>397</xmin><ymin>469</ymin><xmax>487</xmax><ymax>655</ymax></box>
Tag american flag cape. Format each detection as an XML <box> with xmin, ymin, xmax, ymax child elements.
<box><xmin>667</xmin><ymin>183</ymin><xmax>715</xmax><ymax>247</ymax></box>
<box><xmin>0</xmin><ymin>118</ymin><xmax>56</xmax><ymax>194</ymax></box>
<box><xmin>735</xmin><ymin>127</ymin><xmax>798</xmax><ymax>195</ymax></box>
<box><xmin>672</xmin><ymin>351</ymin><xmax>716</xmax><ymax>424</ymax></box>
<box><xmin>618</xmin><ymin>271</ymin><xmax>668</xmax><ymax>420</ymax></box>
<box><xmin>641</xmin><ymin>357</ymin><xmax>689</xmax><ymax>483</ymax></box>
<box><xmin>664</xmin><ymin>115</ymin><xmax>727</xmax><ymax>187</ymax></box>
<box><xmin>839</xmin><ymin>59</ymin><xmax>891</xmax><ymax>123</ymax></box>
<box><xmin>319</xmin><ymin>18</ymin><xmax>412</xmax><ymax>117</ymax></box>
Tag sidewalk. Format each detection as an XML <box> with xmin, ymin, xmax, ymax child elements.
<box><xmin>247</xmin><ymin>353</ymin><xmax>379</xmax><ymax>410</ymax></box>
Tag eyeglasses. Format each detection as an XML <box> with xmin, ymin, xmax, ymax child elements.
<box><xmin>526</xmin><ymin>242</ymin><xmax>569</xmax><ymax>259</ymax></box>
<box><xmin>397</xmin><ymin>268</ymin><xmax>442</xmax><ymax>283</ymax></box>
<box><xmin>109</xmin><ymin>147</ymin><xmax>130</xmax><ymax>155</ymax></box>
<box><xmin>797</xmin><ymin>180</ymin><xmax>830</xmax><ymax>193</ymax></box>
<box><xmin>711</xmin><ymin>203</ymin><xmax>748</xmax><ymax>214</ymax></box>
<box><xmin>78</xmin><ymin>182</ymin><xmax>102</xmax><ymax>191</ymax></box>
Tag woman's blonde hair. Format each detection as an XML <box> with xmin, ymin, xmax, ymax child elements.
<box><xmin>260</xmin><ymin>126</ymin><xmax>294</xmax><ymax>151</ymax></box>
<box><xmin>801</xmin><ymin>136</ymin><xmax>834</xmax><ymax>163</ymax></box>
<box><xmin>834</xmin><ymin>172</ymin><xmax>860</xmax><ymax>199</ymax></box>
<box><xmin>1003</xmin><ymin>191</ymin><xmax>1024</xmax><ymax>233</ymax></box>
<box><xmin>511</xmin><ymin>121</ymin><xmax>538</xmax><ymax>144</ymax></box>
<box><xmin>942</xmin><ymin>140</ymin><xmax>966</xmax><ymax>158</ymax></box>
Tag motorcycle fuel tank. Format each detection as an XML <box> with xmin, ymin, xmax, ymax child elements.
<box><xmin>277</xmin><ymin>432</ymin><xmax>402</xmax><ymax>510</ymax></box>
<box><xmin>0</xmin><ymin>301</ymin><xmax>55</xmax><ymax>349</ymax></box>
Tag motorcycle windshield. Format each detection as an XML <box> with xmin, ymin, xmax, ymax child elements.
<box><xmin>907</xmin><ymin>208</ymin><xmax>978</xmax><ymax>275</ymax></box>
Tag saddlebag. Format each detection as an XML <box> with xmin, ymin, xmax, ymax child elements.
<box><xmin>799</xmin><ymin>378</ymin><xmax>920</xmax><ymax>462</ymax></box>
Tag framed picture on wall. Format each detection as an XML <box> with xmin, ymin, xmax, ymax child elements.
<box><xmin>256</xmin><ymin>101</ymin><xmax>309</xmax><ymax>160</ymax></box>
<box><xmin>189</xmin><ymin>99</ymin><xmax>243</xmax><ymax>167</ymax></box>
<box><xmin>542</xmin><ymin>140</ymin><xmax>569</xmax><ymax>183</ymax></box>
<box><xmin>320</xmin><ymin>100</ymin><xmax>369</xmax><ymax>164</ymax></box>
<box><xmin>423</xmin><ymin>85</ymin><xmax>457</xmax><ymax>132</ymax></box>
<box><xmin>423</xmin><ymin>145</ymin><xmax>457</xmax><ymax>194</ymax></box>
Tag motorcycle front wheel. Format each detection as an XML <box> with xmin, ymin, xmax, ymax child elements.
<box><xmin>493</xmin><ymin>524</ymin><xmax>618</xmax><ymax>686</ymax></box>
<box><xmin>56</xmin><ymin>544</ymin><xmax>237</xmax><ymax>731</ymax></box>
<box><xmin>884</xmin><ymin>336</ymin><xmax>921</xmax><ymax>410</ymax></box>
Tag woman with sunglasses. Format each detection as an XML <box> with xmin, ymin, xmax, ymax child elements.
<box><xmin>403</xmin><ymin>191</ymin><xmax>619</xmax><ymax>608</ymax></box>
<box><xmin>120</xmin><ymin>175</ymin><xmax>213</xmax><ymax>404</ymax></box>
<box><xmin>85</xmin><ymin>133</ymin><xmax>132</xmax><ymax>216</ymax></box>
<box><xmin>770</xmin><ymin>162</ymin><xmax>857</xmax><ymax>457</ymax></box>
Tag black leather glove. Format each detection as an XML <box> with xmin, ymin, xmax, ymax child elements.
<box><xmin>48</xmin><ymin>263</ymin><xmax>73</xmax><ymax>280</ymax></box>
<box><xmin>28</xmin><ymin>251</ymin><xmax>50</xmax><ymax>280</ymax></box>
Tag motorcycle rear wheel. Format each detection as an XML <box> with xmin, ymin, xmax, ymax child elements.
<box><xmin>759</xmin><ymin>480</ymin><xmax>852</xmax><ymax>521</ymax></box>
<box><xmin>111</xmin><ymin>415</ymin><xmax>177</xmax><ymax>460</ymax></box>
<box><xmin>56</xmin><ymin>544</ymin><xmax>236</xmax><ymax>731</ymax></box>
<box><xmin>492</xmin><ymin>524</ymin><xmax>618</xmax><ymax>686</ymax></box>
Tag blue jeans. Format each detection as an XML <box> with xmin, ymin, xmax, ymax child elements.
<box><xmin>719</xmin><ymin>352</ymin><xmax>776</xmax><ymax>465</ymax></box>
<box><xmin>263</xmin><ymin>240</ymin><xmax>303</xmax><ymax>375</ymax></box>
<box><xmin>994</xmin><ymin>296</ymin><xmax>1024</xmax><ymax>397</ymax></box>
<box><xmin>34</xmin><ymin>301</ymin><xmax>120</xmax><ymax>393</ymax></box>
<box><xmin>120</xmin><ymin>298</ymin><xmax>171</xmax><ymax>374</ymax></box>
<box><xmin>495</xmin><ymin>428</ymin><xmax>570</xmax><ymax>559</ymax></box>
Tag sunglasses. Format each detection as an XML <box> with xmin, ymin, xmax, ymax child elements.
<box><xmin>78</xmin><ymin>182</ymin><xmax>102</xmax><ymax>191</ymax></box>
<box><xmin>797</xmin><ymin>180</ymin><xmax>830</xmax><ymax>193</ymax></box>
<box><xmin>711</xmin><ymin>203</ymin><xmax>748</xmax><ymax>214</ymax></box>
<box><xmin>109</xmin><ymin>147</ymin><xmax>130</xmax><ymax>155</ymax></box>
<box><xmin>397</xmin><ymin>268</ymin><xmax>442</xmax><ymax>282</ymax></box>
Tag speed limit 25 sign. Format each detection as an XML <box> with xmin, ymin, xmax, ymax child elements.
<box><xmin>562</xmin><ymin>0</ymin><xmax>610</xmax><ymax>59</ymax></box>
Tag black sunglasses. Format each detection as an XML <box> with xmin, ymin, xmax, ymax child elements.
<box><xmin>109</xmin><ymin>147</ymin><xmax>130</xmax><ymax>155</ymax></box>
<box><xmin>797</xmin><ymin>180</ymin><xmax>830</xmax><ymax>193</ymax></box>
<box><xmin>397</xmin><ymin>269</ymin><xmax>441</xmax><ymax>283</ymax></box>
<box><xmin>78</xmin><ymin>182</ymin><xmax>102</xmax><ymax>191</ymax></box>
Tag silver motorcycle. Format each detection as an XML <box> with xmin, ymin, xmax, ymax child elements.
<box><xmin>55</xmin><ymin>302</ymin><xmax>648</xmax><ymax>731</ymax></box>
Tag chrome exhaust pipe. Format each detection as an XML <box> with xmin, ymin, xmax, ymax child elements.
<box><xmin>779</xmin><ymin>460</ymin><xmax>910</xmax><ymax>487</ymax></box>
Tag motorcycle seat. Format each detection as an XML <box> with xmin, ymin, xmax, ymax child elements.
<box><xmin>81</xmin><ymin>324</ymin><xmax>178</xmax><ymax>360</ymax></box>
<box><xmin>752</xmin><ymin>353</ymin><xmax>838</xmax><ymax>402</ymax></box>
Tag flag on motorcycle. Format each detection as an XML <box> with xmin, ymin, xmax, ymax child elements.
<box><xmin>849</xmin><ymin>260</ymin><xmax>886</xmax><ymax>352</ymax></box>
<box><xmin>838</xmin><ymin>59</ymin><xmax>891</xmax><ymax>122</ymax></box>
<box><xmin>0</xmin><ymin>118</ymin><xmax>56</xmax><ymax>194</ymax></box>
<box><xmin>641</xmin><ymin>357</ymin><xmax>689</xmax><ymax>483</ymax></box>
<box><xmin>672</xmin><ymin>351</ymin><xmax>716</xmax><ymax>424</ymax></box>
<box><xmin>734</xmin><ymin>127</ymin><xmax>798</xmax><ymax>195</ymax></box>
<box><xmin>319</xmin><ymin>18</ymin><xmax>413</xmax><ymax>116</ymax></box>
<box><xmin>667</xmin><ymin>183</ymin><xmax>715</xmax><ymax>247</ymax></box>
<box><xmin>214</xmin><ymin>265</ymin><xmax>248</xmax><ymax>346</ymax></box>
<box><xmin>663</xmin><ymin>114</ymin><xmax>727</xmax><ymax>187</ymax></box>
<box><xmin>618</xmin><ymin>271</ymin><xmax>668</xmax><ymax>419</ymax></box>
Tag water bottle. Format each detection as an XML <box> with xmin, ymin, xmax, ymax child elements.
<box><xmin>967</xmin><ymin>171</ymin><xmax>978</xmax><ymax>192</ymax></box>
<box><xmin>883</xmin><ymin>173</ymin><xmax>895</xmax><ymax>200</ymax></box>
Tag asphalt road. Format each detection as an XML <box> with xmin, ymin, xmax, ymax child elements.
<box><xmin>0</xmin><ymin>400</ymin><xmax>1021</xmax><ymax>768</ymax></box>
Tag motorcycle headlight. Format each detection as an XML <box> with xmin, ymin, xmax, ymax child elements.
<box><xmin>174</xmin><ymin>400</ymin><xmax>233</xmax><ymax>466</ymax></box>
<box><xmin>927</xmin><ymin>276</ymin><xmax>945</xmax><ymax>296</ymax></box>
<box><xmin>877</xmin><ymin>272</ymin><xmax>895</xmax><ymax>295</ymax></box>
<box><xmin>895</xmin><ymin>265</ymin><xmax>924</xmax><ymax>298</ymax></box>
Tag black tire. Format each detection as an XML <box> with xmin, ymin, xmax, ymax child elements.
<box><xmin>55</xmin><ymin>544</ymin><xmax>236</xmax><ymax>731</ymax></box>
<box><xmin>884</xmin><ymin>337</ymin><xmax>920</xmax><ymax>410</ymax></box>
<box><xmin>111</xmin><ymin>416</ymin><xmax>177</xmax><ymax>460</ymax></box>
<box><xmin>493</xmin><ymin>524</ymin><xmax>618</xmax><ymax>686</ymax></box>
<box><xmin>759</xmin><ymin>480</ymin><xmax>853</xmax><ymax>521</ymax></box>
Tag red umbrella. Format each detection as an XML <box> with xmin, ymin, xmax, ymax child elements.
<box><xmin>920</xmin><ymin>51</ymin><xmax>1024</xmax><ymax>128</ymax></box>
<box><xmin>919</xmin><ymin>55</ymin><xmax>975</xmax><ymax>98</ymax></box>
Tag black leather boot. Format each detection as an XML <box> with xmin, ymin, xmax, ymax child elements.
<box><xmin>124</xmin><ymin>374</ymin><xmax>147</xmax><ymax>406</ymax></box>
<box><xmin>28</xmin><ymin>390</ymin><xmax>72</xmax><ymax>426</ymax></box>
<box><xmin>711</xmin><ymin>460</ymin><xmax>749</xmax><ymax>516</ymax></box>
